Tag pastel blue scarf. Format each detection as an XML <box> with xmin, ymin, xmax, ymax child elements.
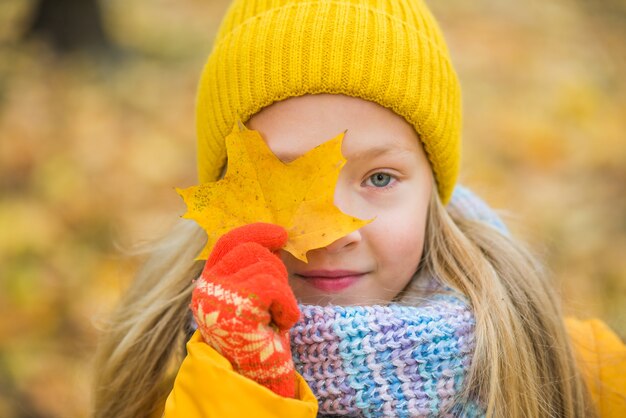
<box><xmin>291</xmin><ymin>294</ymin><xmax>483</xmax><ymax>417</ymax></box>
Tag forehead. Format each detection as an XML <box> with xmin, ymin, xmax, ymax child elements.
<box><xmin>246</xmin><ymin>94</ymin><xmax>422</xmax><ymax>162</ymax></box>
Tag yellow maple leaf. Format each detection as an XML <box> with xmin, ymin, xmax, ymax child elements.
<box><xmin>176</xmin><ymin>120</ymin><xmax>371</xmax><ymax>262</ymax></box>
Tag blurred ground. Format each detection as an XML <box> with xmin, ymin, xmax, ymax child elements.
<box><xmin>0</xmin><ymin>0</ymin><xmax>624</xmax><ymax>416</ymax></box>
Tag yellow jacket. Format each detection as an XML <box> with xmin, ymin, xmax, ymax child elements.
<box><xmin>566</xmin><ymin>318</ymin><xmax>626</xmax><ymax>416</ymax></box>
<box><xmin>161</xmin><ymin>318</ymin><xmax>625</xmax><ymax>417</ymax></box>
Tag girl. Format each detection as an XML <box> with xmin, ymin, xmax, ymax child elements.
<box><xmin>93</xmin><ymin>0</ymin><xmax>626</xmax><ymax>417</ymax></box>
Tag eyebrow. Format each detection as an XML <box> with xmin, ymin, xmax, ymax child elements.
<box><xmin>348</xmin><ymin>145</ymin><xmax>415</xmax><ymax>161</ymax></box>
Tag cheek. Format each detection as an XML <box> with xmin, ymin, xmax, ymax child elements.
<box><xmin>279</xmin><ymin>251</ymin><xmax>302</xmax><ymax>276</ymax></box>
<box><xmin>368</xmin><ymin>200</ymin><xmax>428</xmax><ymax>269</ymax></box>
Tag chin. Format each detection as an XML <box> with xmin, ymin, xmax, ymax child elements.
<box><xmin>296</xmin><ymin>291</ymin><xmax>390</xmax><ymax>306</ymax></box>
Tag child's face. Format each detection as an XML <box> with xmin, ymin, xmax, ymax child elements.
<box><xmin>247</xmin><ymin>94</ymin><xmax>433</xmax><ymax>305</ymax></box>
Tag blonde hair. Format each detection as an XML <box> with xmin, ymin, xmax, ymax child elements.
<box><xmin>406</xmin><ymin>191</ymin><xmax>597</xmax><ymax>417</ymax></box>
<box><xmin>92</xmin><ymin>222</ymin><xmax>205</xmax><ymax>418</ymax></box>
<box><xmin>92</xmin><ymin>191</ymin><xmax>596</xmax><ymax>418</ymax></box>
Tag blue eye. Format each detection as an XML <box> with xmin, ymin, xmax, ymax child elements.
<box><xmin>368</xmin><ymin>172</ymin><xmax>392</xmax><ymax>187</ymax></box>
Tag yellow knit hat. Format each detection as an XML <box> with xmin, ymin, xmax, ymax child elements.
<box><xmin>196</xmin><ymin>0</ymin><xmax>461</xmax><ymax>203</ymax></box>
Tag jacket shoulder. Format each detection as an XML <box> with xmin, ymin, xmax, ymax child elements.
<box><xmin>160</xmin><ymin>330</ymin><xmax>318</xmax><ymax>418</ymax></box>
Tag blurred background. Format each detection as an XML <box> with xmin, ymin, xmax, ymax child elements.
<box><xmin>0</xmin><ymin>0</ymin><xmax>624</xmax><ymax>416</ymax></box>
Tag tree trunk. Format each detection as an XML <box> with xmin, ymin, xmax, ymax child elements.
<box><xmin>25</xmin><ymin>0</ymin><xmax>112</xmax><ymax>52</ymax></box>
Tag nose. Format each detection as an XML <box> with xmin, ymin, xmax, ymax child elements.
<box><xmin>327</xmin><ymin>170</ymin><xmax>367</xmax><ymax>253</ymax></box>
<box><xmin>324</xmin><ymin>229</ymin><xmax>362</xmax><ymax>253</ymax></box>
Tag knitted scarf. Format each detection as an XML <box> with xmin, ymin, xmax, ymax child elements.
<box><xmin>290</xmin><ymin>294</ymin><xmax>484</xmax><ymax>417</ymax></box>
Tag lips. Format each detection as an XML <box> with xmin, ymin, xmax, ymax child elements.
<box><xmin>295</xmin><ymin>270</ymin><xmax>366</xmax><ymax>292</ymax></box>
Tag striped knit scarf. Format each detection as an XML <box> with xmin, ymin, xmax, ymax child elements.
<box><xmin>290</xmin><ymin>294</ymin><xmax>484</xmax><ymax>417</ymax></box>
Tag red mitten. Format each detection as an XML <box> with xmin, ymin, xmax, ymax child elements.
<box><xmin>190</xmin><ymin>223</ymin><xmax>301</xmax><ymax>398</ymax></box>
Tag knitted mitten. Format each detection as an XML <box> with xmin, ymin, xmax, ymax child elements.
<box><xmin>190</xmin><ymin>223</ymin><xmax>300</xmax><ymax>398</ymax></box>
